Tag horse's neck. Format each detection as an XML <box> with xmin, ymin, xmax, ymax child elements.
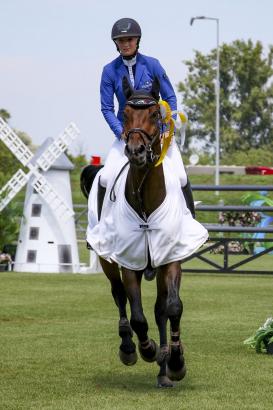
<box><xmin>125</xmin><ymin>164</ymin><xmax>166</xmax><ymax>220</ymax></box>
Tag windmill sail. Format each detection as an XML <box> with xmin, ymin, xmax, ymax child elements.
<box><xmin>0</xmin><ymin>169</ymin><xmax>28</xmax><ymax>211</ymax></box>
<box><xmin>0</xmin><ymin>119</ymin><xmax>79</xmax><ymax>221</ymax></box>
<box><xmin>0</xmin><ymin>118</ymin><xmax>33</xmax><ymax>166</ymax></box>
<box><xmin>36</xmin><ymin>123</ymin><xmax>79</xmax><ymax>171</ymax></box>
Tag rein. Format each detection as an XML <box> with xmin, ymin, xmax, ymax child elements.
<box><xmin>110</xmin><ymin>160</ymin><xmax>129</xmax><ymax>202</ymax></box>
<box><xmin>131</xmin><ymin>166</ymin><xmax>151</xmax><ymax>221</ymax></box>
<box><xmin>109</xmin><ymin>159</ymin><xmax>150</xmax><ymax>221</ymax></box>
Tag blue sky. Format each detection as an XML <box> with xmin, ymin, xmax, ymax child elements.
<box><xmin>1</xmin><ymin>0</ymin><xmax>272</xmax><ymax>160</ymax></box>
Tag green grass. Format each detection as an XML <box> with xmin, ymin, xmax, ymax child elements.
<box><xmin>0</xmin><ymin>272</ymin><xmax>273</xmax><ymax>409</ymax></box>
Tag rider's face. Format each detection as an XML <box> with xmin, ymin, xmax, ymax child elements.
<box><xmin>116</xmin><ymin>37</ymin><xmax>138</xmax><ymax>57</ymax></box>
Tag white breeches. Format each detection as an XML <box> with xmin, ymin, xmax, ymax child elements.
<box><xmin>99</xmin><ymin>137</ymin><xmax>188</xmax><ymax>188</ymax></box>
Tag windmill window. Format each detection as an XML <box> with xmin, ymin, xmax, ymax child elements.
<box><xmin>29</xmin><ymin>227</ymin><xmax>39</xmax><ymax>240</ymax></box>
<box><xmin>31</xmin><ymin>204</ymin><xmax>42</xmax><ymax>217</ymax></box>
<box><xmin>27</xmin><ymin>250</ymin><xmax>37</xmax><ymax>263</ymax></box>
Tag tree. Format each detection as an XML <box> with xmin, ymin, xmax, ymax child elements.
<box><xmin>178</xmin><ymin>40</ymin><xmax>273</xmax><ymax>157</ymax></box>
<box><xmin>0</xmin><ymin>198</ymin><xmax>20</xmax><ymax>251</ymax></box>
<box><xmin>0</xmin><ymin>110</ymin><xmax>32</xmax><ymax>250</ymax></box>
<box><xmin>0</xmin><ymin>109</ymin><xmax>11</xmax><ymax>122</ymax></box>
<box><xmin>0</xmin><ymin>147</ymin><xmax>22</xmax><ymax>250</ymax></box>
<box><xmin>66</xmin><ymin>152</ymin><xmax>88</xmax><ymax>170</ymax></box>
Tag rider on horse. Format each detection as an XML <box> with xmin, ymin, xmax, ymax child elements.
<box><xmin>98</xmin><ymin>17</ymin><xmax>195</xmax><ymax>218</ymax></box>
<box><xmin>85</xmin><ymin>76</ymin><xmax>208</xmax><ymax>388</ymax></box>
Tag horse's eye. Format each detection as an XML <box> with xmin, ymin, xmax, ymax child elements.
<box><xmin>150</xmin><ymin>111</ymin><xmax>159</xmax><ymax>121</ymax></box>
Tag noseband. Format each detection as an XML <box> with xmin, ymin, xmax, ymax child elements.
<box><xmin>125</xmin><ymin>127</ymin><xmax>160</xmax><ymax>163</ymax></box>
<box><xmin>124</xmin><ymin>96</ymin><xmax>161</xmax><ymax>164</ymax></box>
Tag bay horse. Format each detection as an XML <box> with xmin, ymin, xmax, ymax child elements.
<box><xmin>82</xmin><ymin>77</ymin><xmax>188</xmax><ymax>388</ymax></box>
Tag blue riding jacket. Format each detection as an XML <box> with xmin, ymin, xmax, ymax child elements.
<box><xmin>100</xmin><ymin>53</ymin><xmax>177</xmax><ymax>139</ymax></box>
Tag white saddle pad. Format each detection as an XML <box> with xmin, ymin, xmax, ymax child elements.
<box><xmin>86</xmin><ymin>157</ymin><xmax>208</xmax><ymax>270</ymax></box>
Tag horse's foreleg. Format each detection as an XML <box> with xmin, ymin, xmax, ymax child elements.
<box><xmin>155</xmin><ymin>263</ymin><xmax>185</xmax><ymax>386</ymax></box>
<box><xmin>155</xmin><ymin>266</ymin><xmax>173</xmax><ymax>387</ymax></box>
<box><xmin>100</xmin><ymin>258</ymin><xmax>137</xmax><ymax>365</ymax></box>
<box><xmin>122</xmin><ymin>268</ymin><xmax>158</xmax><ymax>363</ymax></box>
<box><xmin>165</xmin><ymin>263</ymin><xmax>186</xmax><ymax>381</ymax></box>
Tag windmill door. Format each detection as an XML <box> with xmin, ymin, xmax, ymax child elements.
<box><xmin>58</xmin><ymin>244</ymin><xmax>72</xmax><ymax>272</ymax></box>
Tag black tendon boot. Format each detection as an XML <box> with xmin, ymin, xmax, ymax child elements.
<box><xmin>182</xmin><ymin>178</ymin><xmax>195</xmax><ymax>219</ymax></box>
<box><xmin>97</xmin><ymin>177</ymin><xmax>106</xmax><ymax>221</ymax></box>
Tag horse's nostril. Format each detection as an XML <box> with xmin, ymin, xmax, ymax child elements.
<box><xmin>125</xmin><ymin>143</ymin><xmax>146</xmax><ymax>159</ymax></box>
<box><xmin>133</xmin><ymin>145</ymin><xmax>145</xmax><ymax>156</ymax></box>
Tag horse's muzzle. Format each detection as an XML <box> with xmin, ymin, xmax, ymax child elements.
<box><xmin>124</xmin><ymin>143</ymin><xmax>147</xmax><ymax>167</ymax></box>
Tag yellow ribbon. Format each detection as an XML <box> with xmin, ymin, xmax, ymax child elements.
<box><xmin>154</xmin><ymin>101</ymin><xmax>188</xmax><ymax>167</ymax></box>
<box><xmin>154</xmin><ymin>100</ymin><xmax>174</xmax><ymax>167</ymax></box>
<box><xmin>155</xmin><ymin>118</ymin><xmax>175</xmax><ymax>167</ymax></box>
<box><xmin>159</xmin><ymin>100</ymin><xmax>172</xmax><ymax>124</ymax></box>
<box><xmin>178</xmin><ymin>111</ymin><xmax>187</xmax><ymax>124</ymax></box>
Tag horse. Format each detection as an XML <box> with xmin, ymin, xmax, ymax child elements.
<box><xmin>81</xmin><ymin>77</ymin><xmax>207</xmax><ymax>387</ymax></box>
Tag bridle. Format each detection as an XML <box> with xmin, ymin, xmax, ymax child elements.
<box><xmin>124</xmin><ymin>96</ymin><xmax>162</xmax><ymax>165</ymax></box>
<box><xmin>124</xmin><ymin>127</ymin><xmax>160</xmax><ymax>164</ymax></box>
<box><xmin>110</xmin><ymin>95</ymin><xmax>163</xmax><ymax>209</ymax></box>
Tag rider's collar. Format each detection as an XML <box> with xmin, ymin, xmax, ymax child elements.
<box><xmin>122</xmin><ymin>55</ymin><xmax>137</xmax><ymax>66</ymax></box>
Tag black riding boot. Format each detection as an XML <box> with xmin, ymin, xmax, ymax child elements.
<box><xmin>182</xmin><ymin>178</ymin><xmax>195</xmax><ymax>219</ymax></box>
<box><xmin>97</xmin><ymin>177</ymin><xmax>106</xmax><ymax>221</ymax></box>
<box><xmin>85</xmin><ymin>172</ymin><xmax>106</xmax><ymax>250</ymax></box>
<box><xmin>87</xmin><ymin>179</ymin><xmax>106</xmax><ymax>249</ymax></box>
<box><xmin>80</xmin><ymin>164</ymin><xmax>103</xmax><ymax>199</ymax></box>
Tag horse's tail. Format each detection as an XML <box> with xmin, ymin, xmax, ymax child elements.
<box><xmin>80</xmin><ymin>165</ymin><xmax>104</xmax><ymax>199</ymax></box>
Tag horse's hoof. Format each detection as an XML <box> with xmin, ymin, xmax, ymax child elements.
<box><xmin>119</xmin><ymin>349</ymin><xmax>138</xmax><ymax>366</ymax></box>
<box><xmin>138</xmin><ymin>339</ymin><xmax>159</xmax><ymax>362</ymax></box>
<box><xmin>167</xmin><ymin>342</ymin><xmax>186</xmax><ymax>380</ymax></box>
<box><xmin>157</xmin><ymin>375</ymin><xmax>174</xmax><ymax>388</ymax></box>
<box><xmin>166</xmin><ymin>363</ymin><xmax>187</xmax><ymax>381</ymax></box>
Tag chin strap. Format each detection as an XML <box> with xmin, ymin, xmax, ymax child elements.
<box><xmin>154</xmin><ymin>101</ymin><xmax>187</xmax><ymax>167</ymax></box>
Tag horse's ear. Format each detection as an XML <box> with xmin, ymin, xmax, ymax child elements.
<box><xmin>151</xmin><ymin>77</ymin><xmax>160</xmax><ymax>101</ymax></box>
<box><xmin>122</xmin><ymin>76</ymin><xmax>133</xmax><ymax>100</ymax></box>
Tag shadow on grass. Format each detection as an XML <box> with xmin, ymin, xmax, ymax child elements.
<box><xmin>87</xmin><ymin>369</ymin><xmax>201</xmax><ymax>393</ymax></box>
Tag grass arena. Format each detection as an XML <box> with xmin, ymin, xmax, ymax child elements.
<box><xmin>1</xmin><ymin>270</ymin><xmax>273</xmax><ymax>409</ymax></box>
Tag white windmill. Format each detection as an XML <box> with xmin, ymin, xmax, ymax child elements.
<box><xmin>0</xmin><ymin>118</ymin><xmax>80</xmax><ymax>273</ymax></box>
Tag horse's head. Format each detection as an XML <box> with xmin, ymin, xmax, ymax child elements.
<box><xmin>122</xmin><ymin>76</ymin><xmax>162</xmax><ymax>168</ymax></box>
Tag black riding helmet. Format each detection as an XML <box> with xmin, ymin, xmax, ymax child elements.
<box><xmin>112</xmin><ymin>18</ymin><xmax>141</xmax><ymax>55</ymax></box>
<box><xmin>111</xmin><ymin>18</ymin><xmax>141</xmax><ymax>40</ymax></box>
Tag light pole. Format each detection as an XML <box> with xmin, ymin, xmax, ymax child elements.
<box><xmin>190</xmin><ymin>16</ymin><xmax>220</xmax><ymax>191</ymax></box>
